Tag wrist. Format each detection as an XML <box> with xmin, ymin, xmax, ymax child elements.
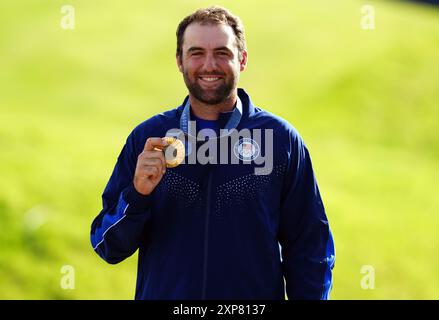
<box><xmin>122</xmin><ymin>184</ymin><xmax>152</xmax><ymax>213</ymax></box>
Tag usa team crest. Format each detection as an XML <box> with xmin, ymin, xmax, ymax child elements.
<box><xmin>233</xmin><ymin>138</ymin><xmax>260</xmax><ymax>161</ymax></box>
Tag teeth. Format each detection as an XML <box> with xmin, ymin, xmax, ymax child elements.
<box><xmin>201</xmin><ymin>77</ymin><xmax>220</xmax><ymax>82</ymax></box>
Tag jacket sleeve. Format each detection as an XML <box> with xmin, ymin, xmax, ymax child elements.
<box><xmin>278</xmin><ymin>130</ymin><xmax>335</xmax><ymax>300</ymax></box>
<box><xmin>90</xmin><ymin>131</ymin><xmax>152</xmax><ymax>264</ymax></box>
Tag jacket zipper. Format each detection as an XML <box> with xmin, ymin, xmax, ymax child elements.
<box><xmin>201</xmin><ymin>169</ymin><xmax>213</xmax><ymax>299</ymax></box>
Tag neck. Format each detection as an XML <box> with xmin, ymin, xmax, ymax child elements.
<box><xmin>189</xmin><ymin>90</ymin><xmax>237</xmax><ymax>120</ymax></box>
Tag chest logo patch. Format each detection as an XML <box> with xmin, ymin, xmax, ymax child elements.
<box><xmin>233</xmin><ymin>138</ymin><xmax>260</xmax><ymax>162</ymax></box>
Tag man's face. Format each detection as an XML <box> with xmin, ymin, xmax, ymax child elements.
<box><xmin>177</xmin><ymin>22</ymin><xmax>247</xmax><ymax>105</ymax></box>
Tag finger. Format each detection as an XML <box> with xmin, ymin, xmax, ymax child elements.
<box><xmin>139</xmin><ymin>151</ymin><xmax>166</xmax><ymax>173</ymax></box>
<box><xmin>144</xmin><ymin>137</ymin><xmax>169</xmax><ymax>152</ymax></box>
<box><xmin>139</xmin><ymin>166</ymin><xmax>163</xmax><ymax>179</ymax></box>
<box><xmin>142</xmin><ymin>166</ymin><xmax>160</xmax><ymax>179</ymax></box>
<box><xmin>141</xmin><ymin>157</ymin><xmax>164</xmax><ymax>170</ymax></box>
<box><xmin>140</xmin><ymin>150</ymin><xmax>165</xmax><ymax>160</ymax></box>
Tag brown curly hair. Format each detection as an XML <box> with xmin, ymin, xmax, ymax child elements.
<box><xmin>176</xmin><ymin>6</ymin><xmax>246</xmax><ymax>60</ymax></box>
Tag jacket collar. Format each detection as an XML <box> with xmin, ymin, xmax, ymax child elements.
<box><xmin>178</xmin><ymin>87</ymin><xmax>255</xmax><ymax>135</ymax></box>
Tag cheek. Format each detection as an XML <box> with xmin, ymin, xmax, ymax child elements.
<box><xmin>183</xmin><ymin>60</ymin><xmax>202</xmax><ymax>75</ymax></box>
<box><xmin>186</xmin><ymin>55</ymin><xmax>204</xmax><ymax>66</ymax></box>
<box><xmin>220</xmin><ymin>57</ymin><xmax>240</xmax><ymax>70</ymax></box>
<box><xmin>224</xmin><ymin>61</ymin><xmax>241</xmax><ymax>76</ymax></box>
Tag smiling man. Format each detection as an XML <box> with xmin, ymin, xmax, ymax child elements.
<box><xmin>177</xmin><ymin>19</ymin><xmax>247</xmax><ymax>119</ymax></box>
<box><xmin>90</xmin><ymin>6</ymin><xmax>335</xmax><ymax>300</ymax></box>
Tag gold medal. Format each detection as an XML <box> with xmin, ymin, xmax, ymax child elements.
<box><xmin>161</xmin><ymin>137</ymin><xmax>185</xmax><ymax>168</ymax></box>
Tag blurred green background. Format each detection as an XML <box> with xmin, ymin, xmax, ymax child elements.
<box><xmin>0</xmin><ymin>0</ymin><xmax>438</xmax><ymax>299</ymax></box>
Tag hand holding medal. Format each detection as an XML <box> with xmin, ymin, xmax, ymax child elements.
<box><xmin>133</xmin><ymin>137</ymin><xmax>185</xmax><ymax>196</ymax></box>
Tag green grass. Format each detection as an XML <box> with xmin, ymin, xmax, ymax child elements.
<box><xmin>0</xmin><ymin>0</ymin><xmax>438</xmax><ymax>299</ymax></box>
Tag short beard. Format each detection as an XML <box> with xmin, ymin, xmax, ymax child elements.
<box><xmin>183</xmin><ymin>70</ymin><xmax>236</xmax><ymax>105</ymax></box>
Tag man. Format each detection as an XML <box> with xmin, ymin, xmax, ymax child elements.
<box><xmin>90</xmin><ymin>6</ymin><xmax>335</xmax><ymax>300</ymax></box>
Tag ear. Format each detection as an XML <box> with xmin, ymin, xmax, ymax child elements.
<box><xmin>176</xmin><ymin>54</ymin><xmax>183</xmax><ymax>73</ymax></box>
<box><xmin>239</xmin><ymin>50</ymin><xmax>248</xmax><ymax>72</ymax></box>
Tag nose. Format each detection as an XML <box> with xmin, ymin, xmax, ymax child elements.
<box><xmin>202</xmin><ymin>52</ymin><xmax>218</xmax><ymax>72</ymax></box>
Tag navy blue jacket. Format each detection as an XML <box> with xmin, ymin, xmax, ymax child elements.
<box><xmin>90</xmin><ymin>88</ymin><xmax>335</xmax><ymax>300</ymax></box>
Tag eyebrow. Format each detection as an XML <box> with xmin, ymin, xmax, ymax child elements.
<box><xmin>187</xmin><ymin>46</ymin><xmax>233</xmax><ymax>53</ymax></box>
<box><xmin>214</xmin><ymin>46</ymin><xmax>233</xmax><ymax>53</ymax></box>
<box><xmin>187</xmin><ymin>46</ymin><xmax>204</xmax><ymax>53</ymax></box>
